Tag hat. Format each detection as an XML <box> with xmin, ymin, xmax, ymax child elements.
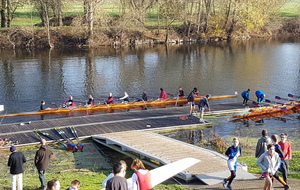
<box><xmin>10</xmin><ymin>146</ymin><xmax>16</xmax><ymax>152</ymax></box>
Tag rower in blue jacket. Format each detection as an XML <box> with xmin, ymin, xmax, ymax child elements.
<box><xmin>255</xmin><ymin>90</ymin><xmax>265</xmax><ymax>103</ymax></box>
<box><xmin>241</xmin><ymin>89</ymin><xmax>250</xmax><ymax>106</ymax></box>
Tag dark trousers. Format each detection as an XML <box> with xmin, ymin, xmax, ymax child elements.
<box><xmin>38</xmin><ymin>170</ymin><xmax>46</xmax><ymax>188</ymax></box>
<box><xmin>279</xmin><ymin>160</ymin><xmax>289</xmax><ymax>182</ymax></box>
<box><xmin>228</xmin><ymin>170</ymin><xmax>236</xmax><ymax>185</ymax></box>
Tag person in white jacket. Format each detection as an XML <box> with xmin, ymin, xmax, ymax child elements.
<box><xmin>256</xmin><ymin>144</ymin><xmax>281</xmax><ymax>190</ymax></box>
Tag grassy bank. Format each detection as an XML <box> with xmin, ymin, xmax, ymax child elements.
<box><xmin>0</xmin><ymin>134</ymin><xmax>299</xmax><ymax>190</ymax></box>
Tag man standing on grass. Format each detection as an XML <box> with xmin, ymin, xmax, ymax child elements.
<box><xmin>8</xmin><ymin>145</ymin><xmax>26</xmax><ymax>190</ymax></box>
<box><xmin>35</xmin><ymin>139</ymin><xmax>53</xmax><ymax>190</ymax></box>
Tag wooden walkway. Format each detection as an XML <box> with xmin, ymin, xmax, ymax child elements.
<box><xmin>92</xmin><ymin>131</ymin><xmax>256</xmax><ymax>185</ymax></box>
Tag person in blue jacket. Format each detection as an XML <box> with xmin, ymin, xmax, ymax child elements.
<box><xmin>241</xmin><ymin>89</ymin><xmax>250</xmax><ymax>106</ymax></box>
<box><xmin>223</xmin><ymin>137</ymin><xmax>241</xmax><ymax>190</ymax></box>
<box><xmin>255</xmin><ymin>90</ymin><xmax>265</xmax><ymax>103</ymax></box>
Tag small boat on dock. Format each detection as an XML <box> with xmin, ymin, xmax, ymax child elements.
<box><xmin>228</xmin><ymin>100</ymin><xmax>300</xmax><ymax>120</ymax></box>
<box><xmin>0</xmin><ymin>105</ymin><xmax>3</xmax><ymax>111</ymax></box>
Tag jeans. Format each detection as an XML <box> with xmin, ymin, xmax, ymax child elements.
<box><xmin>10</xmin><ymin>173</ymin><xmax>23</xmax><ymax>190</ymax></box>
<box><xmin>38</xmin><ymin>170</ymin><xmax>46</xmax><ymax>188</ymax></box>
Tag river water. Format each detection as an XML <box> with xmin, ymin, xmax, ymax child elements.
<box><xmin>0</xmin><ymin>37</ymin><xmax>300</xmax><ymax>144</ymax></box>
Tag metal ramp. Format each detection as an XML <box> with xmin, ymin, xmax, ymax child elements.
<box><xmin>92</xmin><ymin>131</ymin><xmax>256</xmax><ymax>184</ymax></box>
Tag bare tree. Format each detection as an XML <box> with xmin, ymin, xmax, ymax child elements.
<box><xmin>1</xmin><ymin>0</ymin><xmax>6</xmax><ymax>27</ymax></box>
<box><xmin>158</xmin><ymin>0</ymin><xmax>184</xmax><ymax>42</ymax></box>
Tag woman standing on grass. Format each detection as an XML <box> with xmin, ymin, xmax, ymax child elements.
<box><xmin>131</xmin><ymin>159</ymin><xmax>153</xmax><ymax>190</ymax></box>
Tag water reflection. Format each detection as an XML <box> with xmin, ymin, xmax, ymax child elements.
<box><xmin>0</xmin><ymin>37</ymin><xmax>300</xmax><ymax>120</ymax></box>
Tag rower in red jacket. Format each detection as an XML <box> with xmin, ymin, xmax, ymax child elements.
<box><xmin>158</xmin><ymin>88</ymin><xmax>167</xmax><ymax>100</ymax></box>
<box><xmin>106</xmin><ymin>93</ymin><xmax>114</xmax><ymax>104</ymax></box>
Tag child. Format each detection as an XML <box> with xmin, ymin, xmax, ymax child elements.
<box><xmin>66</xmin><ymin>180</ymin><xmax>80</xmax><ymax>190</ymax></box>
<box><xmin>223</xmin><ymin>137</ymin><xmax>241</xmax><ymax>190</ymax></box>
<box><xmin>257</xmin><ymin>144</ymin><xmax>281</xmax><ymax>190</ymax></box>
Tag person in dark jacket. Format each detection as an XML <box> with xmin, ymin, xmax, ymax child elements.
<box><xmin>198</xmin><ymin>94</ymin><xmax>211</xmax><ymax>123</ymax></box>
<box><xmin>35</xmin><ymin>139</ymin><xmax>53</xmax><ymax>190</ymax></box>
<box><xmin>8</xmin><ymin>145</ymin><xmax>26</xmax><ymax>190</ymax></box>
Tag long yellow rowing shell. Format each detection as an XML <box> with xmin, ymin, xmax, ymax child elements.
<box><xmin>0</xmin><ymin>94</ymin><xmax>238</xmax><ymax>117</ymax></box>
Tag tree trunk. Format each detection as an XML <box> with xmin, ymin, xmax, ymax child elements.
<box><xmin>41</xmin><ymin>0</ymin><xmax>53</xmax><ymax>48</ymax></box>
<box><xmin>87</xmin><ymin>0</ymin><xmax>93</xmax><ymax>39</ymax></box>
<box><xmin>1</xmin><ymin>0</ymin><xmax>6</xmax><ymax>27</ymax></box>
<box><xmin>57</xmin><ymin>0</ymin><xmax>63</xmax><ymax>26</ymax></box>
<box><xmin>6</xmin><ymin>0</ymin><xmax>10</xmax><ymax>27</ymax></box>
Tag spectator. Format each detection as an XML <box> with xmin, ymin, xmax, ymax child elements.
<box><xmin>7</xmin><ymin>146</ymin><xmax>26</xmax><ymax>190</ymax></box>
<box><xmin>66</xmin><ymin>179</ymin><xmax>80</xmax><ymax>190</ymax></box>
<box><xmin>106</xmin><ymin>163</ymin><xmax>128</xmax><ymax>190</ymax></box>
<box><xmin>35</xmin><ymin>139</ymin><xmax>53</xmax><ymax>190</ymax></box>
<box><xmin>46</xmin><ymin>179</ymin><xmax>60</xmax><ymax>190</ymax></box>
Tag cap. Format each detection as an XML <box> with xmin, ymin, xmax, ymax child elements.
<box><xmin>10</xmin><ymin>146</ymin><xmax>16</xmax><ymax>152</ymax></box>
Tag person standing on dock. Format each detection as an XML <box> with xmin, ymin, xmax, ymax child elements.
<box><xmin>278</xmin><ymin>133</ymin><xmax>292</xmax><ymax>183</ymax></box>
<box><xmin>222</xmin><ymin>137</ymin><xmax>241</xmax><ymax>190</ymax></box>
<box><xmin>187</xmin><ymin>88</ymin><xmax>198</xmax><ymax>117</ymax></box>
<box><xmin>8</xmin><ymin>145</ymin><xmax>26</xmax><ymax>190</ymax></box>
<box><xmin>198</xmin><ymin>94</ymin><xmax>211</xmax><ymax>123</ymax></box>
<box><xmin>255</xmin><ymin>90</ymin><xmax>265</xmax><ymax>103</ymax></box>
<box><xmin>35</xmin><ymin>139</ymin><xmax>53</xmax><ymax>190</ymax></box>
<box><xmin>131</xmin><ymin>158</ymin><xmax>153</xmax><ymax>190</ymax></box>
<box><xmin>256</xmin><ymin>144</ymin><xmax>281</xmax><ymax>190</ymax></box>
<box><xmin>241</xmin><ymin>89</ymin><xmax>250</xmax><ymax>106</ymax></box>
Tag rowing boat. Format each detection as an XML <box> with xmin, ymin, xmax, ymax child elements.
<box><xmin>0</xmin><ymin>94</ymin><xmax>238</xmax><ymax>118</ymax></box>
<box><xmin>229</xmin><ymin>109</ymin><xmax>296</xmax><ymax>123</ymax></box>
<box><xmin>228</xmin><ymin>101</ymin><xmax>300</xmax><ymax>120</ymax></box>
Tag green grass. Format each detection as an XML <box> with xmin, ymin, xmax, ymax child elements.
<box><xmin>5</xmin><ymin>0</ymin><xmax>299</xmax><ymax>27</ymax></box>
<box><xmin>239</xmin><ymin>151</ymin><xmax>300</xmax><ymax>179</ymax></box>
<box><xmin>279</xmin><ymin>0</ymin><xmax>300</xmax><ymax>17</ymax></box>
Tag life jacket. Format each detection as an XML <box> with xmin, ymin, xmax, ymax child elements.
<box><xmin>135</xmin><ymin>170</ymin><xmax>152</xmax><ymax>190</ymax></box>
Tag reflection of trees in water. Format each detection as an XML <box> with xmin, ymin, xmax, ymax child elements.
<box><xmin>187</xmin><ymin>130</ymin><xmax>204</xmax><ymax>144</ymax></box>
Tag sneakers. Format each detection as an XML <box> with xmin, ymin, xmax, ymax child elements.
<box><xmin>284</xmin><ymin>184</ymin><xmax>290</xmax><ymax>190</ymax></box>
<box><xmin>222</xmin><ymin>178</ymin><xmax>227</xmax><ymax>188</ymax></box>
<box><xmin>227</xmin><ymin>185</ymin><xmax>233</xmax><ymax>190</ymax></box>
<box><xmin>199</xmin><ymin>119</ymin><xmax>204</xmax><ymax>123</ymax></box>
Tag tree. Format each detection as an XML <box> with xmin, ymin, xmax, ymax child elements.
<box><xmin>1</xmin><ymin>0</ymin><xmax>5</xmax><ymax>27</ymax></box>
<box><xmin>158</xmin><ymin>0</ymin><xmax>184</xmax><ymax>42</ymax></box>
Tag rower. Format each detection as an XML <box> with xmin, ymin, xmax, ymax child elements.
<box><xmin>106</xmin><ymin>93</ymin><xmax>114</xmax><ymax>104</ymax></box>
<box><xmin>87</xmin><ymin>95</ymin><xmax>94</xmax><ymax>106</ymax></box>
<box><xmin>40</xmin><ymin>101</ymin><xmax>46</xmax><ymax>111</ymax></box>
<box><xmin>119</xmin><ymin>92</ymin><xmax>130</xmax><ymax>103</ymax></box>
<box><xmin>67</xmin><ymin>96</ymin><xmax>75</xmax><ymax>108</ymax></box>
<box><xmin>158</xmin><ymin>88</ymin><xmax>167</xmax><ymax>100</ymax></box>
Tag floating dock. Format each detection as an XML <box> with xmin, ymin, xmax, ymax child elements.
<box><xmin>92</xmin><ymin>130</ymin><xmax>256</xmax><ymax>185</ymax></box>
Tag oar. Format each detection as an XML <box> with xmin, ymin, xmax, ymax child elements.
<box><xmin>51</xmin><ymin>102</ymin><xmax>58</xmax><ymax>108</ymax></box>
<box><xmin>288</xmin><ymin>94</ymin><xmax>300</xmax><ymax>99</ymax></box>
<box><xmin>265</xmin><ymin>99</ymin><xmax>283</xmax><ymax>105</ymax></box>
<box><xmin>275</xmin><ymin>96</ymin><xmax>295</xmax><ymax>102</ymax></box>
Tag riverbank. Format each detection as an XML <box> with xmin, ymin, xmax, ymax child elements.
<box><xmin>0</xmin><ymin>18</ymin><xmax>299</xmax><ymax>49</ymax></box>
<box><xmin>1</xmin><ymin>140</ymin><xmax>299</xmax><ymax>190</ymax></box>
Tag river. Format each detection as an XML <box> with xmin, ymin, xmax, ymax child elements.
<box><xmin>0</xmin><ymin>37</ymin><xmax>300</xmax><ymax>143</ymax></box>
